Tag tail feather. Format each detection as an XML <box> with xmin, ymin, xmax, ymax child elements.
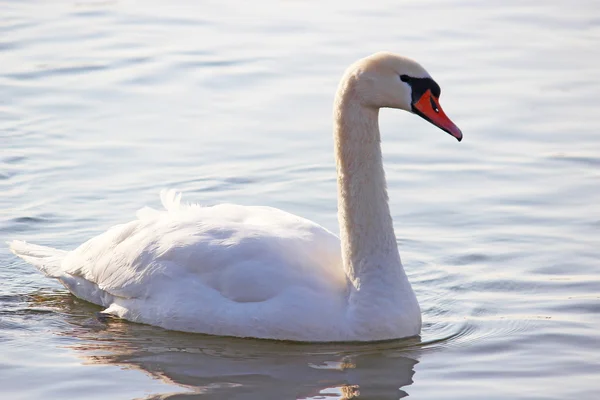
<box><xmin>8</xmin><ymin>240</ymin><xmax>68</xmax><ymax>277</ymax></box>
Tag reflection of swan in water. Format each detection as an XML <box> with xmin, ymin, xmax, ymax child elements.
<box><xmin>89</xmin><ymin>338</ymin><xmax>419</xmax><ymax>400</ymax></box>
<box><xmin>28</xmin><ymin>291</ymin><xmax>421</xmax><ymax>399</ymax></box>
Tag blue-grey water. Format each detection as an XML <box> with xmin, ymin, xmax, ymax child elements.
<box><xmin>1</xmin><ymin>0</ymin><xmax>599</xmax><ymax>399</ymax></box>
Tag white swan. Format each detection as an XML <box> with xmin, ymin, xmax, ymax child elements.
<box><xmin>9</xmin><ymin>52</ymin><xmax>462</xmax><ymax>342</ymax></box>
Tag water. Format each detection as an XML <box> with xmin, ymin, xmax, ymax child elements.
<box><xmin>1</xmin><ymin>0</ymin><xmax>599</xmax><ymax>398</ymax></box>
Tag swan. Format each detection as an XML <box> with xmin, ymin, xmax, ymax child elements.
<box><xmin>9</xmin><ymin>52</ymin><xmax>462</xmax><ymax>342</ymax></box>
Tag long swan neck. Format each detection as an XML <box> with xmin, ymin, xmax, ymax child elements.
<box><xmin>333</xmin><ymin>79</ymin><xmax>404</xmax><ymax>286</ymax></box>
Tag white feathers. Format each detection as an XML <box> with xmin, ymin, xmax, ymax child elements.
<box><xmin>12</xmin><ymin>191</ymin><xmax>352</xmax><ymax>340</ymax></box>
<box><xmin>8</xmin><ymin>241</ymin><xmax>67</xmax><ymax>277</ymax></box>
<box><xmin>160</xmin><ymin>189</ymin><xmax>183</xmax><ymax>212</ymax></box>
<box><xmin>9</xmin><ymin>53</ymin><xmax>433</xmax><ymax>341</ymax></box>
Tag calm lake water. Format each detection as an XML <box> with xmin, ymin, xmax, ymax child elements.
<box><xmin>1</xmin><ymin>0</ymin><xmax>599</xmax><ymax>398</ymax></box>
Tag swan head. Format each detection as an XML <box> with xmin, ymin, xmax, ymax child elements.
<box><xmin>344</xmin><ymin>52</ymin><xmax>462</xmax><ymax>141</ymax></box>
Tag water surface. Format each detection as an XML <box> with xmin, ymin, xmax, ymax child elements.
<box><xmin>1</xmin><ymin>0</ymin><xmax>599</xmax><ymax>399</ymax></box>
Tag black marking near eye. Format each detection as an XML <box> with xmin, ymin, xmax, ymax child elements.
<box><xmin>400</xmin><ymin>75</ymin><xmax>441</xmax><ymax>104</ymax></box>
<box><xmin>430</xmin><ymin>96</ymin><xmax>439</xmax><ymax>113</ymax></box>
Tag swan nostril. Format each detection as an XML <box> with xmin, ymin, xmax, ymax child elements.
<box><xmin>430</xmin><ymin>96</ymin><xmax>439</xmax><ymax>113</ymax></box>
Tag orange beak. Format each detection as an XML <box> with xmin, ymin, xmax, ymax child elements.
<box><xmin>413</xmin><ymin>89</ymin><xmax>463</xmax><ymax>141</ymax></box>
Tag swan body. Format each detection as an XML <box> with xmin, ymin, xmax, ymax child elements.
<box><xmin>9</xmin><ymin>52</ymin><xmax>462</xmax><ymax>342</ymax></box>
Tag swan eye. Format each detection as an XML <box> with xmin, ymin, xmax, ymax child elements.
<box><xmin>430</xmin><ymin>96</ymin><xmax>439</xmax><ymax>113</ymax></box>
<box><xmin>400</xmin><ymin>75</ymin><xmax>409</xmax><ymax>82</ymax></box>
